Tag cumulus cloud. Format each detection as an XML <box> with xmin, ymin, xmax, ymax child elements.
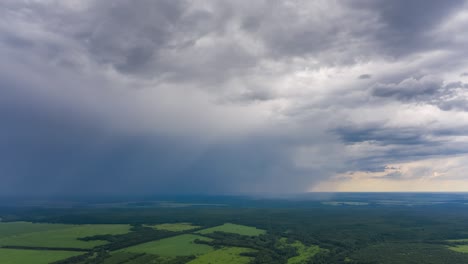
<box><xmin>2</xmin><ymin>0</ymin><xmax>468</xmax><ymax>195</ymax></box>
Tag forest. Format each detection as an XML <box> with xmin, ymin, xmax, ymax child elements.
<box><xmin>2</xmin><ymin>193</ymin><xmax>468</xmax><ymax>263</ymax></box>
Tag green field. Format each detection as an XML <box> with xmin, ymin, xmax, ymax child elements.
<box><xmin>0</xmin><ymin>222</ymin><xmax>131</xmax><ymax>249</ymax></box>
<box><xmin>448</xmin><ymin>245</ymin><xmax>468</xmax><ymax>253</ymax></box>
<box><xmin>188</xmin><ymin>247</ymin><xmax>255</xmax><ymax>264</ymax></box>
<box><xmin>197</xmin><ymin>223</ymin><xmax>266</xmax><ymax>236</ymax></box>
<box><xmin>277</xmin><ymin>238</ymin><xmax>321</xmax><ymax>264</ymax></box>
<box><xmin>446</xmin><ymin>239</ymin><xmax>468</xmax><ymax>253</ymax></box>
<box><xmin>287</xmin><ymin>241</ymin><xmax>321</xmax><ymax>264</ymax></box>
<box><xmin>104</xmin><ymin>253</ymin><xmax>197</xmax><ymax>264</ymax></box>
<box><xmin>0</xmin><ymin>248</ymin><xmax>82</xmax><ymax>264</ymax></box>
<box><xmin>101</xmin><ymin>252</ymin><xmax>155</xmax><ymax>264</ymax></box>
<box><xmin>119</xmin><ymin>234</ymin><xmax>213</xmax><ymax>256</ymax></box>
<box><xmin>0</xmin><ymin>222</ymin><xmax>70</xmax><ymax>238</ymax></box>
<box><xmin>151</xmin><ymin>223</ymin><xmax>201</xmax><ymax>232</ymax></box>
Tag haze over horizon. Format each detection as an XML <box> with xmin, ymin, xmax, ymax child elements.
<box><xmin>2</xmin><ymin>0</ymin><xmax>468</xmax><ymax>196</ymax></box>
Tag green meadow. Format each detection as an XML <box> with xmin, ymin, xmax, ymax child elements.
<box><xmin>0</xmin><ymin>222</ymin><xmax>70</xmax><ymax>238</ymax></box>
<box><xmin>100</xmin><ymin>252</ymin><xmax>195</xmax><ymax>264</ymax></box>
<box><xmin>277</xmin><ymin>238</ymin><xmax>322</xmax><ymax>264</ymax></box>
<box><xmin>287</xmin><ymin>241</ymin><xmax>321</xmax><ymax>264</ymax></box>
<box><xmin>0</xmin><ymin>221</ymin><xmax>267</xmax><ymax>263</ymax></box>
<box><xmin>197</xmin><ymin>223</ymin><xmax>266</xmax><ymax>236</ymax></box>
<box><xmin>119</xmin><ymin>234</ymin><xmax>213</xmax><ymax>256</ymax></box>
<box><xmin>0</xmin><ymin>222</ymin><xmax>131</xmax><ymax>249</ymax></box>
<box><xmin>446</xmin><ymin>239</ymin><xmax>468</xmax><ymax>253</ymax></box>
<box><xmin>188</xmin><ymin>247</ymin><xmax>255</xmax><ymax>264</ymax></box>
<box><xmin>448</xmin><ymin>245</ymin><xmax>468</xmax><ymax>253</ymax></box>
<box><xmin>0</xmin><ymin>248</ymin><xmax>82</xmax><ymax>264</ymax></box>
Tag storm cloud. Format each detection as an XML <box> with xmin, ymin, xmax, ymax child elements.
<box><xmin>2</xmin><ymin>0</ymin><xmax>468</xmax><ymax>195</ymax></box>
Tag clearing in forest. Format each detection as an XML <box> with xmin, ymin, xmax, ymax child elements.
<box><xmin>448</xmin><ymin>245</ymin><xmax>468</xmax><ymax>253</ymax></box>
<box><xmin>196</xmin><ymin>223</ymin><xmax>266</xmax><ymax>236</ymax></box>
<box><xmin>118</xmin><ymin>234</ymin><xmax>213</xmax><ymax>256</ymax></box>
<box><xmin>150</xmin><ymin>222</ymin><xmax>201</xmax><ymax>232</ymax></box>
<box><xmin>287</xmin><ymin>240</ymin><xmax>321</xmax><ymax>264</ymax></box>
<box><xmin>277</xmin><ymin>238</ymin><xmax>321</xmax><ymax>264</ymax></box>
<box><xmin>446</xmin><ymin>239</ymin><xmax>468</xmax><ymax>253</ymax></box>
<box><xmin>188</xmin><ymin>247</ymin><xmax>256</xmax><ymax>264</ymax></box>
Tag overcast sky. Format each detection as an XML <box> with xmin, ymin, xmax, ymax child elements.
<box><xmin>2</xmin><ymin>0</ymin><xmax>468</xmax><ymax>195</ymax></box>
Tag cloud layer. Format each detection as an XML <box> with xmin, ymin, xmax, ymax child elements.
<box><xmin>2</xmin><ymin>0</ymin><xmax>468</xmax><ymax>195</ymax></box>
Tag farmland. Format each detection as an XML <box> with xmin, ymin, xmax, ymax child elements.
<box><xmin>0</xmin><ymin>222</ymin><xmax>70</xmax><ymax>238</ymax></box>
<box><xmin>0</xmin><ymin>248</ymin><xmax>82</xmax><ymax>264</ymax></box>
<box><xmin>0</xmin><ymin>223</ymin><xmax>131</xmax><ymax>249</ymax></box>
<box><xmin>119</xmin><ymin>234</ymin><xmax>213</xmax><ymax>256</ymax></box>
<box><xmin>98</xmin><ymin>252</ymin><xmax>194</xmax><ymax>264</ymax></box>
<box><xmin>0</xmin><ymin>221</ymin><xmax>280</xmax><ymax>263</ymax></box>
<box><xmin>196</xmin><ymin>223</ymin><xmax>266</xmax><ymax>236</ymax></box>
<box><xmin>187</xmin><ymin>247</ymin><xmax>255</xmax><ymax>264</ymax></box>
<box><xmin>2</xmin><ymin>193</ymin><xmax>468</xmax><ymax>263</ymax></box>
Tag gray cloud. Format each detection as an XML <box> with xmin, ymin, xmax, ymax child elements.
<box><xmin>2</xmin><ymin>0</ymin><xmax>468</xmax><ymax>195</ymax></box>
<box><xmin>351</xmin><ymin>0</ymin><xmax>466</xmax><ymax>56</ymax></box>
<box><xmin>371</xmin><ymin>76</ymin><xmax>468</xmax><ymax>111</ymax></box>
<box><xmin>358</xmin><ymin>74</ymin><xmax>372</xmax><ymax>79</ymax></box>
<box><xmin>371</xmin><ymin>76</ymin><xmax>442</xmax><ymax>100</ymax></box>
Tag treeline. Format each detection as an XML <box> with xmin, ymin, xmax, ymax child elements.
<box><xmin>79</xmin><ymin>225</ymin><xmax>176</xmax><ymax>251</ymax></box>
<box><xmin>54</xmin><ymin>225</ymin><xmax>193</xmax><ymax>264</ymax></box>
<box><xmin>0</xmin><ymin>245</ymin><xmax>87</xmax><ymax>252</ymax></box>
<box><xmin>52</xmin><ymin>251</ymin><xmax>195</xmax><ymax>264</ymax></box>
<box><xmin>194</xmin><ymin>231</ymin><xmax>300</xmax><ymax>264</ymax></box>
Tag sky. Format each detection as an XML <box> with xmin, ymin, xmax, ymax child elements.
<box><xmin>2</xmin><ymin>0</ymin><xmax>468</xmax><ymax>195</ymax></box>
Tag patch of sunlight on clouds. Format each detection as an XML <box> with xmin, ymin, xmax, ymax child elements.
<box><xmin>311</xmin><ymin>154</ymin><xmax>468</xmax><ymax>192</ymax></box>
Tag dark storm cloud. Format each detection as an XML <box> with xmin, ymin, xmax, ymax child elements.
<box><xmin>83</xmin><ymin>0</ymin><xmax>186</xmax><ymax>74</ymax></box>
<box><xmin>342</xmin><ymin>127</ymin><xmax>468</xmax><ymax>155</ymax></box>
<box><xmin>334</xmin><ymin>125</ymin><xmax>427</xmax><ymax>146</ymax></box>
<box><xmin>333</xmin><ymin>119</ymin><xmax>468</xmax><ymax>176</ymax></box>
<box><xmin>351</xmin><ymin>0</ymin><xmax>466</xmax><ymax>56</ymax></box>
<box><xmin>371</xmin><ymin>76</ymin><xmax>442</xmax><ymax>101</ymax></box>
<box><xmin>371</xmin><ymin>76</ymin><xmax>468</xmax><ymax>111</ymax></box>
<box><xmin>358</xmin><ymin>74</ymin><xmax>372</xmax><ymax>79</ymax></box>
<box><xmin>2</xmin><ymin>0</ymin><xmax>468</xmax><ymax>195</ymax></box>
<box><xmin>72</xmin><ymin>0</ymin><xmax>261</xmax><ymax>83</ymax></box>
<box><xmin>0</xmin><ymin>87</ymin><xmax>307</xmax><ymax>195</ymax></box>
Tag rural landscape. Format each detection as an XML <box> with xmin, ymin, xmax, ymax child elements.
<box><xmin>3</xmin><ymin>0</ymin><xmax>468</xmax><ymax>263</ymax></box>
<box><xmin>2</xmin><ymin>193</ymin><xmax>468</xmax><ymax>264</ymax></box>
